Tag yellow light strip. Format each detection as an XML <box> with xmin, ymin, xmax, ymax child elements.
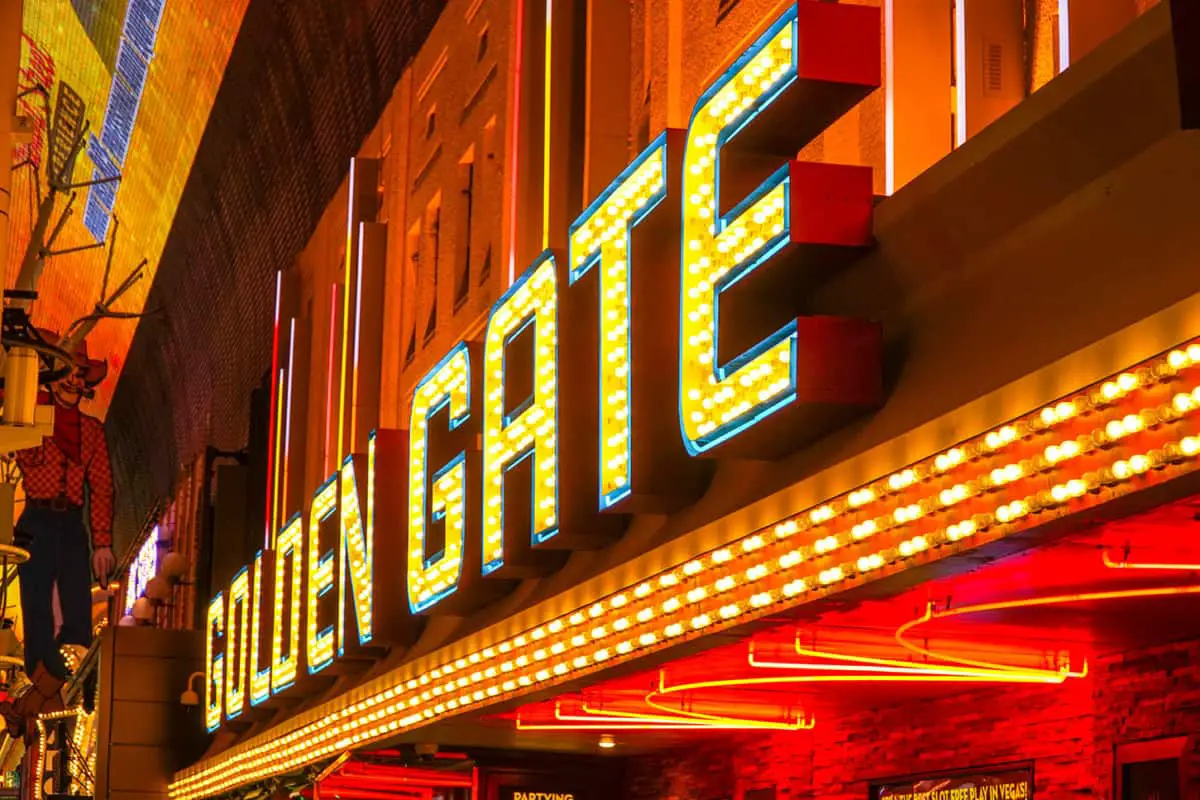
<box><xmin>225</xmin><ymin>568</ymin><xmax>251</xmax><ymax>718</ymax></box>
<box><xmin>204</xmin><ymin>592</ymin><xmax>225</xmax><ymax>732</ymax></box>
<box><xmin>271</xmin><ymin>515</ymin><xmax>304</xmax><ymax>695</ymax></box>
<box><xmin>339</xmin><ymin>451</ymin><xmax>374</xmax><ymax>653</ymax></box>
<box><xmin>171</xmin><ymin>341</ymin><xmax>1200</xmax><ymax>798</ymax></box>
<box><xmin>307</xmin><ymin>477</ymin><xmax>339</xmax><ymax>674</ymax></box>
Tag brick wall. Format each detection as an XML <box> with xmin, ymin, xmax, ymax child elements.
<box><xmin>627</xmin><ymin>638</ymin><xmax>1200</xmax><ymax>799</ymax></box>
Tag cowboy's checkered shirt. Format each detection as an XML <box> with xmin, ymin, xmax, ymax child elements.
<box><xmin>15</xmin><ymin>413</ymin><xmax>113</xmax><ymax>548</ymax></box>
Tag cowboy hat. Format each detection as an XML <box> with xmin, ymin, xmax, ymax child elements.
<box><xmin>36</xmin><ymin>329</ymin><xmax>108</xmax><ymax>387</ymax></box>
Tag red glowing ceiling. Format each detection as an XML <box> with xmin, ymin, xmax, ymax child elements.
<box><xmin>510</xmin><ymin>493</ymin><xmax>1200</xmax><ymax>735</ymax></box>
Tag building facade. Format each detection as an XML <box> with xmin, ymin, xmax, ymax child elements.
<box><xmin>105</xmin><ymin>0</ymin><xmax>1200</xmax><ymax>798</ymax></box>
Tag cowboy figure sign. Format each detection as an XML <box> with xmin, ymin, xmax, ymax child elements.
<box><xmin>0</xmin><ymin>334</ymin><xmax>114</xmax><ymax>740</ymax></box>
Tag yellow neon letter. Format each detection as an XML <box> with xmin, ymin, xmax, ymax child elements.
<box><xmin>248</xmin><ymin>550</ymin><xmax>272</xmax><ymax>706</ymax></box>
<box><xmin>224</xmin><ymin>567</ymin><xmax>249</xmax><ymax>719</ymax></box>
<box><xmin>481</xmin><ymin>253</ymin><xmax>558</xmax><ymax>573</ymax></box>
<box><xmin>408</xmin><ymin>344</ymin><xmax>471</xmax><ymax>612</ymax></box>
<box><xmin>339</xmin><ymin>451</ymin><xmax>374</xmax><ymax>652</ymax></box>
<box><xmin>568</xmin><ymin>138</ymin><xmax>667</xmax><ymax>508</ymax></box>
<box><xmin>306</xmin><ymin>476</ymin><xmax>338</xmax><ymax>673</ymax></box>
<box><xmin>271</xmin><ymin>514</ymin><xmax>303</xmax><ymax>694</ymax></box>
<box><xmin>205</xmin><ymin>592</ymin><xmax>224</xmax><ymax>732</ymax></box>
<box><xmin>679</xmin><ymin>14</ymin><xmax>798</xmax><ymax>454</ymax></box>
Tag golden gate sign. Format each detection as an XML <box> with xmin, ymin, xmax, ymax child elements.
<box><xmin>205</xmin><ymin>1</ymin><xmax>882</xmax><ymax>731</ymax></box>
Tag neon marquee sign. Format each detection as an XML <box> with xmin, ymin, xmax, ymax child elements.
<box><xmin>204</xmin><ymin>1</ymin><xmax>882</xmax><ymax>731</ymax></box>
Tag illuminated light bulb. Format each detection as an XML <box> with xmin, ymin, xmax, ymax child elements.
<box><xmin>935</xmin><ymin>448</ymin><xmax>965</xmax><ymax>471</ymax></box>
<box><xmin>742</xmin><ymin>534</ymin><xmax>765</xmax><ymax>551</ymax></box>
<box><xmin>663</xmin><ymin>598</ymin><xmax>681</xmax><ymax>613</ymax></box>
<box><xmin>636</xmin><ymin>608</ymin><xmax>654</xmax><ymax>623</ymax></box>
<box><xmin>774</xmin><ymin>522</ymin><xmax>801</xmax><ymax>543</ymax></box>
<box><xmin>660</xmin><ymin>573</ymin><xmax>679</xmax><ymax>588</ymax></box>
<box><xmin>1118</xmin><ymin>372</ymin><xmax>1139</xmax><ymax>392</ymax></box>
<box><xmin>818</xmin><ymin>567</ymin><xmax>845</xmax><ymax>585</ymax></box>
<box><xmin>548</xmin><ymin>620</ymin><xmax>564</xmax><ymax>634</ymax></box>
<box><xmin>810</xmin><ymin>505</ymin><xmax>835</xmax><ymax>524</ymax></box>
<box><xmin>712</xmin><ymin>548</ymin><xmax>733</xmax><ymax>564</ymax></box>
<box><xmin>814</xmin><ymin>535</ymin><xmax>839</xmax><ymax>554</ymax></box>
<box><xmin>852</xmin><ymin>519</ymin><xmax>877</xmax><ymax>539</ymax></box>
<box><xmin>589</xmin><ymin>603</ymin><xmax>605</xmax><ymax>618</ymax></box>
<box><xmin>1188</xmin><ymin>344</ymin><xmax>1200</xmax><ymax>362</ymax></box>
<box><xmin>687</xmin><ymin>587</ymin><xmax>707</xmax><ymax>603</ymax></box>
<box><xmin>683</xmin><ymin>560</ymin><xmax>703</xmax><ymax>576</ymax></box>
<box><xmin>666</xmin><ymin>623</ymin><xmax>685</xmax><ymax>637</ymax></box>
<box><xmin>639</xmin><ymin>633</ymin><xmax>657</xmax><ymax>646</ymax></box>
<box><xmin>887</xmin><ymin>469</ymin><xmax>916</xmax><ymax>491</ymax></box>
<box><xmin>691</xmin><ymin>614</ymin><xmax>712</xmax><ymax>629</ymax></box>
<box><xmin>782</xmin><ymin>579</ymin><xmax>807</xmax><ymax>597</ymax></box>
<box><xmin>610</xmin><ymin>594</ymin><xmax>628</xmax><ymax>608</ymax></box>
<box><xmin>1129</xmin><ymin>454</ymin><xmax>1151</xmax><ymax>473</ymax></box>
<box><xmin>1169</xmin><ymin>350</ymin><xmax>1189</xmax><ymax>369</ymax></box>
<box><xmin>779</xmin><ymin>550</ymin><xmax>803</xmax><ymax>569</ymax></box>
<box><xmin>635</xmin><ymin>582</ymin><xmax>652</xmax><ymax>598</ymax></box>
<box><xmin>750</xmin><ymin>591</ymin><xmax>774</xmax><ymax>607</ymax></box>
<box><xmin>1182</xmin><ymin>437</ymin><xmax>1200</xmax><ymax>456</ymax></box>
<box><xmin>716</xmin><ymin>576</ymin><xmax>736</xmax><ymax>592</ymax></box>
<box><xmin>848</xmin><ymin>488</ymin><xmax>874</xmax><ymax>507</ymax></box>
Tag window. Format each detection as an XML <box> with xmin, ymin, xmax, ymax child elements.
<box><xmin>718</xmin><ymin>0</ymin><xmax>741</xmax><ymax>23</ymax></box>
<box><xmin>425</xmin><ymin>106</ymin><xmax>437</xmax><ymax>139</ymax></box>
<box><xmin>404</xmin><ymin>220</ymin><xmax>421</xmax><ymax>365</ymax></box>
<box><xmin>477</xmin><ymin>28</ymin><xmax>489</xmax><ymax>61</ymax></box>
<box><xmin>455</xmin><ymin>148</ymin><xmax>476</xmax><ymax>310</ymax></box>
<box><xmin>423</xmin><ymin>200</ymin><xmax>440</xmax><ymax>342</ymax></box>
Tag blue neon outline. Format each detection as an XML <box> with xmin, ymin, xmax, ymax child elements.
<box><xmin>678</xmin><ymin>6</ymin><xmax>802</xmax><ymax>456</ymax></box>
<box><xmin>568</xmin><ymin>133</ymin><xmax>671</xmax><ymax>510</ymax></box>
<box><xmin>271</xmin><ymin>511</ymin><xmax>303</xmax><ymax>696</ymax></box>
<box><xmin>408</xmin><ymin>344</ymin><xmax>472</xmax><ymax>614</ymax></box>
<box><xmin>205</xmin><ymin>590</ymin><xmax>225</xmax><ymax>732</ymax></box>
<box><xmin>224</xmin><ymin>566</ymin><xmax>250</xmax><ymax>720</ymax></box>
<box><xmin>338</xmin><ymin>452</ymin><xmax>374</xmax><ymax>655</ymax></box>
<box><xmin>307</xmin><ymin>474</ymin><xmax>339</xmax><ymax>675</ymax></box>
<box><xmin>481</xmin><ymin>251</ymin><xmax>560</xmax><ymax>575</ymax></box>
<box><xmin>249</xmin><ymin>549</ymin><xmax>272</xmax><ymax>706</ymax></box>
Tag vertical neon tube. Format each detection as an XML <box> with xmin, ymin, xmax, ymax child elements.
<box><xmin>884</xmin><ymin>0</ymin><xmax>896</xmax><ymax>195</ymax></box>
<box><xmin>264</xmin><ymin>272</ymin><xmax>282</xmax><ymax>549</ymax></box>
<box><xmin>568</xmin><ymin>137</ymin><xmax>667</xmax><ymax>508</ymax></box>
<box><xmin>954</xmin><ymin>0</ymin><xmax>968</xmax><ymax>147</ymax></box>
<box><xmin>1057</xmin><ymin>0</ymin><xmax>1071</xmax><ymax>72</ymax></box>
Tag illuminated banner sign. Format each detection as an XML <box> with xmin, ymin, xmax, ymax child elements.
<box><xmin>873</xmin><ymin>767</ymin><xmax>1034</xmax><ymax>800</ymax></box>
<box><xmin>124</xmin><ymin>524</ymin><xmax>159</xmax><ymax>615</ymax></box>
<box><xmin>204</xmin><ymin>1</ymin><xmax>882</xmax><ymax>730</ymax></box>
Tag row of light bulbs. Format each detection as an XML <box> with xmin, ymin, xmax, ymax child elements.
<box><xmin>173</xmin><ymin>342</ymin><xmax>1200</xmax><ymax>797</ymax></box>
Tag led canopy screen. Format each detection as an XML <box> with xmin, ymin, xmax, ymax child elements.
<box><xmin>8</xmin><ymin>0</ymin><xmax>249</xmax><ymax>416</ymax></box>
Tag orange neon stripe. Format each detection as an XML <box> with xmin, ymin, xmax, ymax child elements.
<box><xmin>1101</xmin><ymin>551</ymin><xmax>1200</xmax><ymax>571</ymax></box>
<box><xmin>894</xmin><ymin>586</ymin><xmax>1200</xmax><ymax>677</ymax></box>
<box><xmin>338</xmin><ymin>162</ymin><xmax>358</xmax><ymax>466</ymax></box>
<box><xmin>350</xmin><ymin>220</ymin><xmax>367</xmax><ymax>451</ymax></box>
<box><xmin>270</xmin><ymin>368</ymin><xmax>286</xmax><ymax>549</ymax></box>
<box><xmin>744</xmin><ymin>637</ymin><xmax>1059</xmax><ymax>682</ymax></box>
<box><xmin>280</xmin><ymin>319</ymin><xmax>297</xmax><ymax>533</ymax></box>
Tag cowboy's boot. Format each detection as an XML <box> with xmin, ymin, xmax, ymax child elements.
<box><xmin>9</xmin><ymin>662</ymin><xmax>65</xmax><ymax>742</ymax></box>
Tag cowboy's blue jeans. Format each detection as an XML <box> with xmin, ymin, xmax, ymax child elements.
<box><xmin>14</xmin><ymin>506</ymin><xmax>93</xmax><ymax>679</ymax></box>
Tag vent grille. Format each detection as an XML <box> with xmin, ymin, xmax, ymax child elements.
<box><xmin>984</xmin><ymin>41</ymin><xmax>1004</xmax><ymax>96</ymax></box>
